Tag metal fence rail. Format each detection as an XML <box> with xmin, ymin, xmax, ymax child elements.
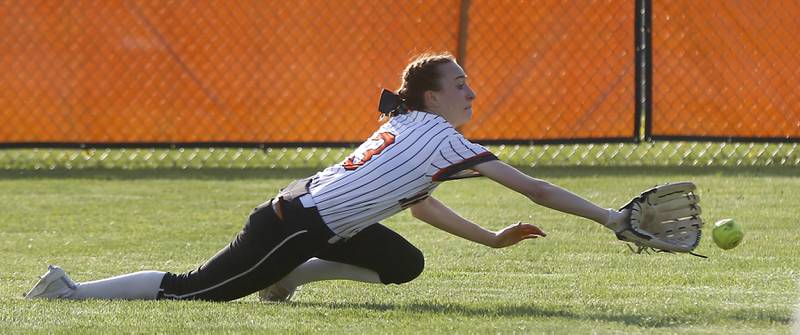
<box><xmin>2</xmin><ymin>143</ymin><xmax>797</xmax><ymax>170</ymax></box>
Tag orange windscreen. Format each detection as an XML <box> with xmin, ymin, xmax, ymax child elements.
<box><xmin>462</xmin><ymin>0</ymin><xmax>635</xmax><ymax>141</ymax></box>
<box><xmin>651</xmin><ymin>1</ymin><xmax>800</xmax><ymax>139</ymax></box>
<box><xmin>2</xmin><ymin>1</ymin><xmax>635</xmax><ymax>145</ymax></box>
<box><xmin>1</xmin><ymin>1</ymin><xmax>459</xmax><ymax>144</ymax></box>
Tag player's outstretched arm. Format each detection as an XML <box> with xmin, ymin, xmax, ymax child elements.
<box><xmin>472</xmin><ymin>160</ymin><xmax>626</xmax><ymax>227</ymax></box>
<box><xmin>410</xmin><ymin>196</ymin><xmax>545</xmax><ymax>248</ymax></box>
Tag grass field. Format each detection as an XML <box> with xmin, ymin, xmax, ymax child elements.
<box><xmin>1</xmin><ymin>166</ymin><xmax>798</xmax><ymax>334</ymax></box>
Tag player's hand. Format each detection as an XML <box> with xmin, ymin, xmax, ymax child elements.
<box><xmin>491</xmin><ymin>222</ymin><xmax>546</xmax><ymax>248</ymax></box>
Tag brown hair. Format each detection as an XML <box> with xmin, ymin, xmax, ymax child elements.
<box><xmin>397</xmin><ymin>52</ymin><xmax>456</xmax><ymax>112</ymax></box>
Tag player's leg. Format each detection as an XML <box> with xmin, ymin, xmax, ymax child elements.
<box><xmin>26</xmin><ymin>264</ymin><xmax>168</xmax><ymax>300</ymax></box>
<box><xmin>26</xmin><ymin>199</ymin><xmax>332</xmax><ymax>301</ymax></box>
<box><xmin>158</xmin><ymin>200</ymin><xmax>333</xmax><ymax>301</ymax></box>
<box><xmin>315</xmin><ymin>223</ymin><xmax>425</xmax><ymax>285</ymax></box>
<box><xmin>260</xmin><ymin>223</ymin><xmax>424</xmax><ymax>301</ymax></box>
<box><xmin>258</xmin><ymin>257</ymin><xmax>381</xmax><ymax>301</ymax></box>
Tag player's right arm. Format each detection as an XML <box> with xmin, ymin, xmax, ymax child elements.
<box><xmin>471</xmin><ymin>160</ymin><xmax>625</xmax><ymax>227</ymax></box>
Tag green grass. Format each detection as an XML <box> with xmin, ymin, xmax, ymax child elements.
<box><xmin>1</xmin><ymin>166</ymin><xmax>798</xmax><ymax>334</ymax></box>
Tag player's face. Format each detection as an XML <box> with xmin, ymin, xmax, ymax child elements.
<box><xmin>429</xmin><ymin>61</ymin><xmax>475</xmax><ymax>127</ymax></box>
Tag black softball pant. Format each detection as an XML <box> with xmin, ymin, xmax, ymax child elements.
<box><xmin>157</xmin><ymin>198</ymin><xmax>424</xmax><ymax>301</ymax></box>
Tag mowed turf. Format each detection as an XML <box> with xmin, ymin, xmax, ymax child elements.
<box><xmin>1</xmin><ymin>166</ymin><xmax>797</xmax><ymax>334</ymax></box>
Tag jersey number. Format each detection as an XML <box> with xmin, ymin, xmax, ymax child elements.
<box><xmin>343</xmin><ymin>132</ymin><xmax>395</xmax><ymax>170</ymax></box>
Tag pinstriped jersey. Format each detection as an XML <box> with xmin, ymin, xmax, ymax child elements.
<box><xmin>306</xmin><ymin>111</ymin><xmax>498</xmax><ymax>238</ymax></box>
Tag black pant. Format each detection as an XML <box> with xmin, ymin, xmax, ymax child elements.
<box><xmin>158</xmin><ymin>198</ymin><xmax>424</xmax><ymax>301</ymax></box>
<box><xmin>316</xmin><ymin>223</ymin><xmax>424</xmax><ymax>285</ymax></box>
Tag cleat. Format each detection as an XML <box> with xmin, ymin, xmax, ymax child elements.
<box><xmin>25</xmin><ymin>265</ymin><xmax>77</xmax><ymax>299</ymax></box>
<box><xmin>258</xmin><ymin>283</ymin><xmax>299</xmax><ymax>302</ymax></box>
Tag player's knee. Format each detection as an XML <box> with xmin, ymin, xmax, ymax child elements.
<box><xmin>381</xmin><ymin>246</ymin><xmax>424</xmax><ymax>285</ymax></box>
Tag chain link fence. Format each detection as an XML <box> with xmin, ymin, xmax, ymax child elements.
<box><xmin>1</xmin><ymin>1</ymin><xmax>635</xmax><ymax>145</ymax></box>
<box><xmin>1</xmin><ymin>1</ymin><xmax>798</xmax><ymax>169</ymax></box>
<box><xmin>461</xmin><ymin>0</ymin><xmax>635</xmax><ymax>141</ymax></box>
<box><xmin>650</xmin><ymin>1</ymin><xmax>800</xmax><ymax>141</ymax></box>
<box><xmin>1</xmin><ymin>142</ymin><xmax>797</xmax><ymax>170</ymax></box>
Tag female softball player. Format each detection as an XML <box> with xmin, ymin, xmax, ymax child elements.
<box><xmin>25</xmin><ymin>52</ymin><xmax>629</xmax><ymax>302</ymax></box>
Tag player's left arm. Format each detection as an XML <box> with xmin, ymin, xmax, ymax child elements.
<box><xmin>471</xmin><ymin>160</ymin><xmax>624</xmax><ymax>227</ymax></box>
<box><xmin>409</xmin><ymin>196</ymin><xmax>545</xmax><ymax>248</ymax></box>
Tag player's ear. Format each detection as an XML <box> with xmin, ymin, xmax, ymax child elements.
<box><xmin>424</xmin><ymin>90</ymin><xmax>438</xmax><ymax>109</ymax></box>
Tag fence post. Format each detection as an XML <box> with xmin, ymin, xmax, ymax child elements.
<box><xmin>635</xmin><ymin>0</ymin><xmax>652</xmax><ymax>142</ymax></box>
<box><xmin>456</xmin><ymin>0</ymin><xmax>471</xmax><ymax>68</ymax></box>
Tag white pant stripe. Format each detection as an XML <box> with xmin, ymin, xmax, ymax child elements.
<box><xmin>162</xmin><ymin>229</ymin><xmax>308</xmax><ymax>299</ymax></box>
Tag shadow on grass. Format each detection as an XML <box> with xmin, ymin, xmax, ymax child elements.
<box><xmin>293</xmin><ymin>301</ymin><xmax>791</xmax><ymax>328</ymax></box>
<box><xmin>0</xmin><ymin>165</ymin><xmax>796</xmax><ymax>180</ymax></box>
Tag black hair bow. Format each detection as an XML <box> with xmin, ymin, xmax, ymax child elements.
<box><xmin>378</xmin><ymin>89</ymin><xmax>407</xmax><ymax>116</ymax></box>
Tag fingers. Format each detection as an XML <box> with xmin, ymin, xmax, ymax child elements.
<box><xmin>512</xmin><ymin>222</ymin><xmax>546</xmax><ymax>237</ymax></box>
<box><xmin>649</xmin><ymin>191</ymin><xmax>699</xmax><ymax>205</ymax></box>
<box><xmin>652</xmin><ymin>204</ymin><xmax>702</xmax><ymax>222</ymax></box>
<box><xmin>650</xmin><ymin>181</ymin><xmax>696</xmax><ymax>199</ymax></box>
<box><xmin>494</xmin><ymin>223</ymin><xmax>546</xmax><ymax>248</ymax></box>
<box><xmin>496</xmin><ymin>233</ymin><xmax>539</xmax><ymax>248</ymax></box>
<box><xmin>652</xmin><ymin>194</ymin><xmax>699</xmax><ymax>211</ymax></box>
<box><xmin>654</xmin><ymin>216</ymin><xmax>703</xmax><ymax>238</ymax></box>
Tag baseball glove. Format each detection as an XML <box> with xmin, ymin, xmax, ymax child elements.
<box><xmin>607</xmin><ymin>182</ymin><xmax>704</xmax><ymax>255</ymax></box>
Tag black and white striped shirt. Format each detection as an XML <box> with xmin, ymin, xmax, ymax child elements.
<box><xmin>307</xmin><ymin>111</ymin><xmax>497</xmax><ymax>238</ymax></box>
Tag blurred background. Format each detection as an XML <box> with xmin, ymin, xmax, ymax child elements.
<box><xmin>1</xmin><ymin>0</ymin><xmax>798</xmax><ymax>168</ymax></box>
